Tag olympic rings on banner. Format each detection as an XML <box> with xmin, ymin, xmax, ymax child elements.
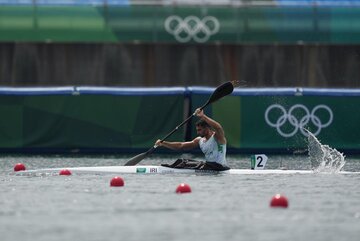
<box><xmin>164</xmin><ymin>15</ymin><xmax>220</xmax><ymax>43</ymax></box>
<box><xmin>264</xmin><ymin>104</ymin><xmax>333</xmax><ymax>137</ymax></box>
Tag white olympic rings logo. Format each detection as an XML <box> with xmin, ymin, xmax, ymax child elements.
<box><xmin>164</xmin><ymin>15</ymin><xmax>220</xmax><ymax>43</ymax></box>
<box><xmin>264</xmin><ymin>104</ymin><xmax>333</xmax><ymax>137</ymax></box>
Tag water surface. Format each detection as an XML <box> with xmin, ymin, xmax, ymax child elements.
<box><xmin>1</xmin><ymin>154</ymin><xmax>359</xmax><ymax>241</ymax></box>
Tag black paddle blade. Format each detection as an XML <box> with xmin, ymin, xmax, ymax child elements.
<box><xmin>202</xmin><ymin>80</ymin><xmax>238</xmax><ymax>109</ymax></box>
<box><xmin>124</xmin><ymin>151</ymin><xmax>150</xmax><ymax>166</ymax></box>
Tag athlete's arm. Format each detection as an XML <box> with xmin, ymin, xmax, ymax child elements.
<box><xmin>195</xmin><ymin>109</ymin><xmax>226</xmax><ymax>144</ymax></box>
<box><xmin>155</xmin><ymin>137</ymin><xmax>200</xmax><ymax>151</ymax></box>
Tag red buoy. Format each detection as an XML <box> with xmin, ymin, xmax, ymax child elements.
<box><xmin>176</xmin><ymin>183</ymin><xmax>192</xmax><ymax>194</ymax></box>
<box><xmin>270</xmin><ymin>194</ymin><xmax>289</xmax><ymax>208</ymax></box>
<box><xmin>110</xmin><ymin>176</ymin><xmax>124</xmax><ymax>187</ymax></box>
<box><xmin>14</xmin><ymin>163</ymin><xmax>26</xmax><ymax>172</ymax></box>
<box><xmin>59</xmin><ymin>169</ymin><xmax>72</xmax><ymax>176</ymax></box>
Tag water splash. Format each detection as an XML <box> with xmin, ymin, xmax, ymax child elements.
<box><xmin>307</xmin><ymin>130</ymin><xmax>346</xmax><ymax>173</ymax></box>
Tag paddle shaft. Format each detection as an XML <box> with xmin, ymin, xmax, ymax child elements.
<box><xmin>157</xmin><ymin>103</ymin><xmax>208</xmax><ymax>145</ymax></box>
<box><xmin>141</xmin><ymin>103</ymin><xmax>208</xmax><ymax>157</ymax></box>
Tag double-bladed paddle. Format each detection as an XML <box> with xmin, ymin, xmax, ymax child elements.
<box><xmin>124</xmin><ymin>80</ymin><xmax>241</xmax><ymax>166</ymax></box>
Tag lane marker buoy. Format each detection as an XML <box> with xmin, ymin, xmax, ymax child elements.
<box><xmin>110</xmin><ymin>176</ymin><xmax>124</xmax><ymax>187</ymax></box>
<box><xmin>270</xmin><ymin>194</ymin><xmax>289</xmax><ymax>208</ymax></box>
<box><xmin>59</xmin><ymin>169</ymin><xmax>72</xmax><ymax>176</ymax></box>
<box><xmin>176</xmin><ymin>183</ymin><xmax>192</xmax><ymax>194</ymax></box>
<box><xmin>14</xmin><ymin>163</ymin><xmax>26</xmax><ymax>172</ymax></box>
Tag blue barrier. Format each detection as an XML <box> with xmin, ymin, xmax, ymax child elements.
<box><xmin>1</xmin><ymin>0</ymin><xmax>360</xmax><ymax>6</ymax></box>
<box><xmin>76</xmin><ymin>86</ymin><xmax>187</xmax><ymax>96</ymax></box>
<box><xmin>1</xmin><ymin>86</ymin><xmax>360</xmax><ymax>96</ymax></box>
<box><xmin>277</xmin><ymin>0</ymin><xmax>360</xmax><ymax>6</ymax></box>
<box><xmin>0</xmin><ymin>87</ymin><xmax>74</xmax><ymax>95</ymax></box>
<box><xmin>0</xmin><ymin>0</ymin><xmax>129</xmax><ymax>5</ymax></box>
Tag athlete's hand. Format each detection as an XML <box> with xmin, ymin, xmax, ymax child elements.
<box><xmin>155</xmin><ymin>139</ymin><xmax>162</xmax><ymax>147</ymax></box>
<box><xmin>195</xmin><ymin>108</ymin><xmax>204</xmax><ymax>118</ymax></box>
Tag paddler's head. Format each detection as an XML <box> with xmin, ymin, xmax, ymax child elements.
<box><xmin>195</xmin><ymin>120</ymin><xmax>211</xmax><ymax>138</ymax></box>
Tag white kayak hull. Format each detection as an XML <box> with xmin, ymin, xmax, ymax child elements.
<box><xmin>20</xmin><ymin>165</ymin><xmax>359</xmax><ymax>175</ymax></box>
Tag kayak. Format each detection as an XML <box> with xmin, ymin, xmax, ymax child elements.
<box><xmin>19</xmin><ymin>165</ymin><xmax>359</xmax><ymax>175</ymax></box>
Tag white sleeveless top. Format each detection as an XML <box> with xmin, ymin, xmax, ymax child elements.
<box><xmin>199</xmin><ymin>134</ymin><xmax>227</xmax><ymax>166</ymax></box>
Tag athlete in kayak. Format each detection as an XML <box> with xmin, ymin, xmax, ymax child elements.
<box><xmin>155</xmin><ymin>108</ymin><xmax>230</xmax><ymax>171</ymax></box>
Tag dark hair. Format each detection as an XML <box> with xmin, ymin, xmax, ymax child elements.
<box><xmin>196</xmin><ymin>119</ymin><xmax>211</xmax><ymax>128</ymax></box>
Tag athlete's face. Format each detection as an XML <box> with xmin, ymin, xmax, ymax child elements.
<box><xmin>196</xmin><ymin>126</ymin><xmax>208</xmax><ymax>137</ymax></box>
